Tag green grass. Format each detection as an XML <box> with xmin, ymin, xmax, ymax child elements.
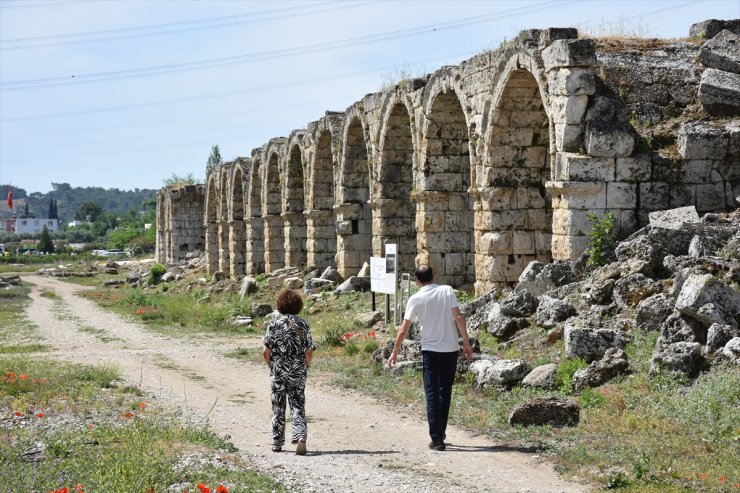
<box><xmin>0</xmin><ymin>355</ymin><xmax>286</xmax><ymax>493</ymax></box>
<box><xmin>77</xmin><ymin>275</ymin><xmax>740</xmax><ymax>491</ymax></box>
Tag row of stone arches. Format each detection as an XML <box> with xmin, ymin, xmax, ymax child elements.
<box><xmin>205</xmin><ymin>45</ymin><xmax>555</xmax><ymax>292</ymax></box>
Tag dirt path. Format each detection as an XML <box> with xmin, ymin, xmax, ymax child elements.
<box><xmin>23</xmin><ymin>275</ymin><xmax>591</xmax><ymax>493</ymax></box>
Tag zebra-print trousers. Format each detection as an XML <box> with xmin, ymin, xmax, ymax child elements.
<box><xmin>270</xmin><ymin>369</ymin><xmax>307</xmax><ymax>446</ymax></box>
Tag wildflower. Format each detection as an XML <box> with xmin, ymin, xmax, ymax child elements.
<box><xmin>216</xmin><ymin>485</ymin><xmax>229</xmax><ymax>493</ymax></box>
<box><xmin>6</xmin><ymin>371</ymin><xmax>15</xmax><ymax>379</ymax></box>
<box><xmin>41</xmin><ymin>378</ymin><xmax>47</xmax><ymax>383</ymax></box>
<box><xmin>33</xmin><ymin>379</ymin><xmax>39</xmax><ymax>383</ymax></box>
<box><xmin>75</xmin><ymin>484</ymin><xmax>84</xmax><ymax>491</ymax></box>
<box><xmin>124</xmin><ymin>411</ymin><xmax>134</xmax><ymax>419</ymax></box>
<box><xmin>699</xmin><ymin>473</ymin><xmax>709</xmax><ymax>480</ymax></box>
<box><xmin>196</xmin><ymin>484</ymin><xmax>210</xmax><ymax>493</ymax></box>
<box><xmin>139</xmin><ymin>402</ymin><xmax>146</xmax><ymax>409</ymax></box>
<box><xmin>719</xmin><ymin>476</ymin><xmax>727</xmax><ymax>483</ymax></box>
<box><xmin>20</xmin><ymin>374</ymin><xmax>27</xmax><ymax>380</ymax></box>
<box><xmin>36</xmin><ymin>412</ymin><xmax>45</xmax><ymax>418</ymax></box>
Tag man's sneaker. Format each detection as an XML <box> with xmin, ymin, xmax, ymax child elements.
<box><xmin>428</xmin><ymin>439</ymin><xmax>445</xmax><ymax>451</ymax></box>
<box><xmin>296</xmin><ymin>438</ymin><xmax>307</xmax><ymax>456</ymax></box>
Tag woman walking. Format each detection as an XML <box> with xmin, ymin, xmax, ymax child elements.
<box><xmin>263</xmin><ymin>289</ymin><xmax>316</xmax><ymax>455</ymax></box>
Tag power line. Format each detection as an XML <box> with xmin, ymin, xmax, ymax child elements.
<box><xmin>0</xmin><ymin>0</ymin><xmax>578</xmax><ymax>90</ymax></box>
<box><xmin>0</xmin><ymin>2</ymin><xmax>371</xmax><ymax>50</ymax></box>
<box><xmin>0</xmin><ymin>1</ymin><xmax>79</xmax><ymax>11</ymax></box>
<box><xmin>0</xmin><ymin>50</ymin><xmax>477</xmax><ymax>122</ymax></box>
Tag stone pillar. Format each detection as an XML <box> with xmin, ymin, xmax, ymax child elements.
<box><xmin>335</xmin><ymin>202</ymin><xmax>372</xmax><ymax>278</ymax></box>
<box><xmin>263</xmin><ymin>215</ymin><xmax>285</xmax><ymax>272</ymax></box>
<box><xmin>246</xmin><ymin>216</ymin><xmax>264</xmax><ymax>275</ymax></box>
<box><xmin>283</xmin><ymin>211</ymin><xmax>306</xmax><ymax>268</ymax></box>
<box><xmin>218</xmin><ymin>219</ymin><xmax>230</xmax><ymax>276</ymax></box>
<box><xmin>305</xmin><ymin>209</ymin><xmax>336</xmax><ymax>270</ymax></box>
<box><xmin>205</xmin><ymin>221</ymin><xmax>219</xmax><ymax>275</ymax></box>
<box><xmin>370</xmin><ymin>198</ymin><xmax>416</xmax><ymax>274</ymax></box>
<box><xmin>228</xmin><ymin>218</ymin><xmax>246</xmax><ymax>277</ymax></box>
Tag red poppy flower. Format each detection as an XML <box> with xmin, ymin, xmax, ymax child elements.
<box><xmin>20</xmin><ymin>374</ymin><xmax>27</xmax><ymax>380</ymax></box>
<box><xmin>36</xmin><ymin>412</ymin><xmax>45</xmax><ymax>418</ymax></box>
<box><xmin>6</xmin><ymin>371</ymin><xmax>15</xmax><ymax>379</ymax></box>
<box><xmin>719</xmin><ymin>476</ymin><xmax>727</xmax><ymax>483</ymax></box>
<box><xmin>33</xmin><ymin>379</ymin><xmax>39</xmax><ymax>383</ymax></box>
<box><xmin>196</xmin><ymin>484</ymin><xmax>210</xmax><ymax>493</ymax></box>
<box><xmin>41</xmin><ymin>378</ymin><xmax>47</xmax><ymax>383</ymax></box>
<box><xmin>14</xmin><ymin>411</ymin><xmax>22</xmax><ymax>417</ymax></box>
<box><xmin>699</xmin><ymin>473</ymin><xmax>709</xmax><ymax>480</ymax></box>
<box><xmin>216</xmin><ymin>485</ymin><xmax>229</xmax><ymax>493</ymax></box>
<box><xmin>124</xmin><ymin>412</ymin><xmax>133</xmax><ymax>419</ymax></box>
<box><xmin>139</xmin><ymin>402</ymin><xmax>146</xmax><ymax>409</ymax></box>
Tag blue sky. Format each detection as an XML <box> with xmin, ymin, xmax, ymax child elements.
<box><xmin>1</xmin><ymin>0</ymin><xmax>738</xmax><ymax>193</ymax></box>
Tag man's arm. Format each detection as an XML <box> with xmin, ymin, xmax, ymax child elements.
<box><xmin>452</xmin><ymin>306</ymin><xmax>473</xmax><ymax>361</ymax></box>
<box><xmin>388</xmin><ymin>319</ymin><xmax>412</xmax><ymax>367</ymax></box>
<box><xmin>263</xmin><ymin>346</ymin><xmax>271</xmax><ymax>366</ymax></box>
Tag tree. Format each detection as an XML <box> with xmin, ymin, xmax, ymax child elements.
<box><xmin>37</xmin><ymin>225</ymin><xmax>55</xmax><ymax>253</ymax></box>
<box><xmin>48</xmin><ymin>199</ymin><xmax>59</xmax><ymax>219</ymax></box>
<box><xmin>205</xmin><ymin>145</ymin><xmax>222</xmax><ymax>179</ymax></box>
<box><xmin>74</xmin><ymin>202</ymin><xmax>102</xmax><ymax>222</ymax></box>
<box><xmin>162</xmin><ymin>172</ymin><xmax>198</xmax><ymax>187</ymax></box>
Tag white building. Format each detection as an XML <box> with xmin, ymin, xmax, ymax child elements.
<box><xmin>15</xmin><ymin>218</ymin><xmax>62</xmax><ymax>235</ymax></box>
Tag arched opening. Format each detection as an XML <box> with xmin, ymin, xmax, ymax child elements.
<box><xmin>229</xmin><ymin>168</ymin><xmax>246</xmax><ymax>277</ymax></box>
<box><xmin>205</xmin><ymin>177</ymin><xmax>219</xmax><ymax>275</ymax></box>
<box><xmin>247</xmin><ymin>159</ymin><xmax>264</xmax><ymax>274</ymax></box>
<box><xmin>479</xmin><ymin>68</ymin><xmax>551</xmax><ymax>287</ymax></box>
<box><xmin>420</xmin><ymin>90</ymin><xmax>473</xmax><ymax>287</ymax></box>
<box><xmin>337</xmin><ymin>117</ymin><xmax>372</xmax><ymax>277</ymax></box>
<box><xmin>264</xmin><ymin>152</ymin><xmax>285</xmax><ymax>271</ymax></box>
<box><xmin>284</xmin><ymin>144</ymin><xmax>307</xmax><ymax>268</ymax></box>
<box><xmin>307</xmin><ymin>130</ymin><xmax>336</xmax><ymax>269</ymax></box>
<box><xmin>219</xmin><ymin>173</ymin><xmax>230</xmax><ymax>276</ymax></box>
<box><xmin>376</xmin><ymin>103</ymin><xmax>415</xmax><ymax>273</ymax></box>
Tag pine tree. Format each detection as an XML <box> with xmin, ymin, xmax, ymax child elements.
<box><xmin>37</xmin><ymin>225</ymin><xmax>55</xmax><ymax>253</ymax></box>
<box><xmin>48</xmin><ymin>199</ymin><xmax>55</xmax><ymax>219</ymax></box>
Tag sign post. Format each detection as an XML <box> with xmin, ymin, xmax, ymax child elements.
<box><xmin>384</xmin><ymin>244</ymin><xmax>398</xmax><ymax>326</ymax></box>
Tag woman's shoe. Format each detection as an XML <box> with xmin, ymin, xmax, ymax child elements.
<box><xmin>296</xmin><ymin>438</ymin><xmax>307</xmax><ymax>456</ymax></box>
<box><xmin>271</xmin><ymin>445</ymin><xmax>282</xmax><ymax>452</ymax></box>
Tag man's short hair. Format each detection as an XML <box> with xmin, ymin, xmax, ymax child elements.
<box><xmin>414</xmin><ymin>264</ymin><xmax>433</xmax><ymax>283</ymax></box>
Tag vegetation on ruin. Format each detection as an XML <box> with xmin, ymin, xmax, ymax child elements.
<box><xmin>0</xmin><ymin>284</ymin><xmax>284</xmax><ymax>493</ymax></box>
<box><xmin>62</xmin><ymin>269</ymin><xmax>740</xmax><ymax>492</ymax></box>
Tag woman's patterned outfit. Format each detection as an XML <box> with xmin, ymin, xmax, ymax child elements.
<box><xmin>263</xmin><ymin>314</ymin><xmax>316</xmax><ymax>446</ymax></box>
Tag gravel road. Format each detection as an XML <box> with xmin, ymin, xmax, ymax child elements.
<box><xmin>24</xmin><ymin>275</ymin><xmax>591</xmax><ymax>493</ymax></box>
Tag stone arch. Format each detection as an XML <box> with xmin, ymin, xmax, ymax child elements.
<box><xmin>418</xmin><ymin>87</ymin><xmax>474</xmax><ymax>287</ymax></box>
<box><xmin>284</xmin><ymin>141</ymin><xmax>307</xmax><ymax>268</ymax></box>
<box><xmin>263</xmin><ymin>148</ymin><xmax>285</xmax><ymax>271</ymax></box>
<box><xmin>228</xmin><ymin>162</ymin><xmax>246</xmax><ymax>277</ymax></box>
<box><xmin>476</xmin><ymin>54</ymin><xmax>552</xmax><ymax>290</ymax></box>
<box><xmin>336</xmin><ymin>110</ymin><xmax>373</xmax><ymax>277</ymax></box>
<box><xmin>246</xmin><ymin>155</ymin><xmax>264</xmax><ymax>275</ymax></box>
<box><xmin>374</xmin><ymin>98</ymin><xmax>416</xmax><ymax>273</ymax></box>
<box><xmin>204</xmin><ymin>173</ymin><xmax>219</xmax><ymax>275</ymax></box>
<box><xmin>218</xmin><ymin>169</ymin><xmax>230</xmax><ymax>276</ymax></box>
<box><xmin>305</xmin><ymin>120</ymin><xmax>338</xmax><ymax>269</ymax></box>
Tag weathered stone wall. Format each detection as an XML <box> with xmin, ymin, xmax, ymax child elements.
<box><xmin>157</xmin><ymin>20</ymin><xmax>740</xmax><ymax>293</ymax></box>
<box><xmin>155</xmin><ymin>184</ymin><xmax>205</xmax><ymax>265</ymax></box>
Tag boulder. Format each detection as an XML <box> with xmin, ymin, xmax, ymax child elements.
<box><xmin>650</xmin><ymin>341</ymin><xmax>703</xmax><ymax>376</ymax></box>
<box><xmin>613</xmin><ymin>273</ymin><xmax>660</xmax><ymax>308</ymax></box>
<box><xmin>675</xmin><ymin>274</ymin><xmax>740</xmax><ymax>328</ymax></box>
<box><xmin>706</xmin><ymin>323</ymin><xmax>740</xmax><ymax>353</ymax></box>
<box><xmin>699</xmin><ymin>68</ymin><xmax>740</xmax><ymax>114</ymax></box>
<box><xmin>699</xmin><ymin>29</ymin><xmax>740</xmax><ymax>74</ymax></box>
<box><xmin>648</xmin><ymin>206</ymin><xmax>700</xmax><ymax>230</ymax></box>
<box><xmin>283</xmin><ymin>277</ymin><xmax>304</xmax><ymax>289</ymax></box>
<box><xmin>354</xmin><ymin>311</ymin><xmax>383</xmax><ymax>328</ymax></box>
<box><xmin>521</xmin><ymin>363</ymin><xmax>559</xmax><ymax>390</ymax></box>
<box><xmin>499</xmin><ymin>289</ymin><xmax>539</xmax><ymax>317</ymax></box>
<box><xmin>385</xmin><ymin>361</ymin><xmax>423</xmax><ymax>375</ymax></box>
<box><xmin>516</xmin><ymin>261</ymin><xmax>576</xmax><ymax>297</ymax></box>
<box><xmin>581</xmin><ymin>263</ymin><xmax>621</xmax><ymax>305</ymax></box>
<box><xmin>303</xmin><ymin>278</ymin><xmax>335</xmax><ymax>293</ymax></box>
<box><xmin>487</xmin><ymin>304</ymin><xmax>529</xmax><ymax>340</ymax></box>
<box><xmin>213</xmin><ymin>271</ymin><xmax>226</xmax><ymax>282</ymax></box>
<box><xmin>533</xmin><ymin>295</ymin><xmax>576</xmax><ymax>329</ymax></box>
<box><xmin>690</xmin><ymin>19</ymin><xmax>740</xmax><ymax>39</ymax></box>
<box><xmin>636</xmin><ymin>293</ymin><xmax>675</xmax><ymax>332</ymax></box>
<box><xmin>239</xmin><ymin>277</ymin><xmax>258</xmax><ymax>299</ymax></box>
<box><xmin>320</xmin><ymin>266</ymin><xmax>344</xmax><ymax>283</ymax></box>
<box><xmin>564</xmin><ymin>325</ymin><xmax>633</xmax><ymax>362</ymax></box>
<box><xmin>357</xmin><ymin>262</ymin><xmax>370</xmax><ymax>277</ymax></box>
<box><xmin>335</xmin><ymin>276</ymin><xmax>371</xmax><ymax>293</ymax></box>
<box><xmin>469</xmin><ymin>359</ymin><xmax>531</xmax><ymax>388</ymax></box>
<box><xmin>572</xmin><ymin>348</ymin><xmax>630</xmax><ymax>392</ymax></box>
<box><xmin>508</xmin><ymin>397</ymin><xmax>579</xmax><ymax>427</ymax></box>
<box><xmin>251</xmin><ymin>303</ymin><xmax>273</xmax><ymax>318</ymax></box>
<box><xmin>722</xmin><ymin>337</ymin><xmax>740</xmax><ymax>364</ymax></box>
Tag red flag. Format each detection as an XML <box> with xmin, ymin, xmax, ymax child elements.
<box><xmin>6</xmin><ymin>186</ymin><xmax>11</xmax><ymax>210</ymax></box>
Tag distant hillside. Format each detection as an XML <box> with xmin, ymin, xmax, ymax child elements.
<box><xmin>0</xmin><ymin>183</ymin><xmax>157</xmax><ymax>222</ymax></box>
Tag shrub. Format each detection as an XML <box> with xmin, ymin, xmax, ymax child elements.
<box><xmin>556</xmin><ymin>357</ymin><xmax>588</xmax><ymax>394</ymax></box>
<box><xmin>585</xmin><ymin>211</ymin><xmax>615</xmax><ymax>269</ymax></box>
<box><xmin>147</xmin><ymin>263</ymin><xmax>166</xmax><ymax>285</ymax></box>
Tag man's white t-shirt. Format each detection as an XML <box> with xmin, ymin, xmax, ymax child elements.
<box><xmin>403</xmin><ymin>283</ymin><xmax>459</xmax><ymax>352</ymax></box>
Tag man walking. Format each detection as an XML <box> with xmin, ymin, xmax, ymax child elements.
<box><xmin>388</xmin><ymin>264</ymin><xmax>473</xmax><ymax>451</ymax></box>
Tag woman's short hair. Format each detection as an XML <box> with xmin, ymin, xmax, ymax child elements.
<box><xmin>276</xmin><ymin>288</ymin><xmax>304</xmax><ymax>315</ymax></box>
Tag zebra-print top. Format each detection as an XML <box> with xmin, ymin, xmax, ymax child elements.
<box><xmin>263</xmin><ymin>314</ymin><xmax>316</xmax><ymax>378</ymax></box>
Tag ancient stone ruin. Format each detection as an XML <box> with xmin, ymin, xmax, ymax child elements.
<box><xmin>156</xmin><ymin>19</ymin><xmax>740</xmax><ymax>294</ymax></box>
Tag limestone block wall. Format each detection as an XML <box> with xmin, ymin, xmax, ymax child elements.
<box><xmin>156</xmin><ymin>19</ymin><xmax>740</xmax><ymax>293</ymax></box>
<box><xmin>155</xmin><ymin>184</ymin><xmax>205</xmax><ymax>265</ymax></box>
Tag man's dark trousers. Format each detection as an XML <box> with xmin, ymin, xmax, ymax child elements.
<box><xmin>422</xmin><ymin>350</ymin><xmax>458</xmax><ymax>441</ymax></box>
